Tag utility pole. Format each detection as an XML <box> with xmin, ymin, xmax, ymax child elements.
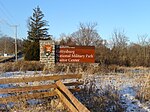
<box><xmin>0</xmin><ymin>20</ymin><xmax>18</xmax><ymax>61</ymax></box>
<box><xmin>11</xmin><ymin>25</ymin><xmax>18</xmax><ymax>61</ymax></box>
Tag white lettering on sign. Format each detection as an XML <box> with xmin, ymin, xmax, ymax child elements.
<box><xmin>86</xmin><ymin>54</ymin><xmax>94</xmax><ymax>58</ymax></box>
<box><xmin>59</xmin><ymin>59</ymin><xmax>67</xmax><ymax>62</ymax></box>
<box><xmin>56</xmin><ymin>45</ymin><xmax>95</xmax><ymax>63</ymax></box>
<box><xmin>60</xmin><ymin>46</ymin><xmax>75</xmax><ymax>49</ymax></box>
<box><xmin>60</xmin><ymin>54</ymin><xmax>71</xmax><ymax>58</ymax></box>
<box><xmin>68</xmin><ymin>58</ymin><xmax>80</xmax><ymax>62</ymax></box>
<box><xmin>59</xmin><ymin>50</ymin><xmax>75</xmax><ymax>54</ymax></box>
<box><xmin>72</xmin><ymin>54</ymin><xmax>85</xmax><ymax>58</ymax></box>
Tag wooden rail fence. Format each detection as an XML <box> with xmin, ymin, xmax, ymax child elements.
<box><xmin>0</xmin><ymin>74</ymin><xmax>90</xmax><ymax>112</ymax></box>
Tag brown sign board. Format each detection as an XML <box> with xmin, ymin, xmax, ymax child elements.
<box><xmin>55</xmin><ymin>45</ymin><xmax>95</xmax><ymax>63</ymax></box>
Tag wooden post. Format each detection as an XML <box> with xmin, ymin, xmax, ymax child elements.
<box><xmin>55</xmin><ymin>89</ymin><xmax>78</xmax><ymax>112</ymax></box>
<box><xmin>56</xmin><ymin>80</ymin><xmax>90</xmax><ymax>112</ymax></box>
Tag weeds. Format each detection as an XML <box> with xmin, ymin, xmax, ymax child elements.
<box><xmin>136</xmin><ymin>74</ymin><xmax>150</xmax><ymax>102</ymax></box>
<box><xmin>0</xmin><ymin>96</ymin><xmax>67</xmax><ymax>112</ymax></box>
<box><xmin>74</xmin><ymin>78</ymin><xmax>124</xmax><ymax>112</ymax></box>
<box><xmin>1</xmin><ymin>64</ymin><xmax>150</xmax><ymax>111</ymax></box>
<box><xmin>1</xmin><ymin>61</ymin><xmax>44</xmax><ymax>72</ymax></box>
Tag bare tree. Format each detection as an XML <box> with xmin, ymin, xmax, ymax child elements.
<box><xmin>111</xmin><ymin>29</ymin><xmax>129</xmax><ymax>48</ymax></box>
<box><xmin>138</xmin><ymin>34</ymin><xmax>149</xmax><ymax>46</ymax></box>
<box><xmin>59</xmin><ymin>33</ymin><xmax>76</xmax><ymax>46</ymax></box>
<box><xmin>110</xmin><ymin>29</ymin><xmax>129</xmax><ymax>66</ymax></box>
<box><xmin>71</xmin><ymin>23</ymin><xmax>103</xmax><ymax>46</ymax></box>
<box><xmin>137</xmin><ymin>34</ymin><xmax>150</xmax><ymax>66</ymax></box>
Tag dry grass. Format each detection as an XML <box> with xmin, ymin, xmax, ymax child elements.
<box><xmin>1</xmin><ymin>64</ymin><xmax>150</xmax><ymax>111</ymax></box>
<box><xmin>0</xmin><ymin>96</ymin><xmax>67</xmax><ymax>112</ymax></box>
<box><xmin>1</xmin><ymin>62</ymin><xmax>123</xmax><ymax>74</ymax></box>
<box><xmin>135</xmin><ymin>74</ymin><xmax>150</xmax><ymax>102</ymax></box>
<box><xmin>0</xmin><ymin>61</ymin><xmax>44</xmax><ymax>72</ymax></box>
<box><xmin>74</xmin><ymin>78</ymin><xmax>124</xmax><ymax>112</ymax></box>
<box><xmin>0</xmin><ymin>76</ymin><xmax>124</xmax><ymax>112</ymax></box>
<box><xmin>44</xmin><ymin>63</ymin><xmax>120</xmax><ymax>74</ymax></box>
<box><xmin>9</xmin><ymin>97</ymin><xmax>67</xmax><ymax>112</ymax></box>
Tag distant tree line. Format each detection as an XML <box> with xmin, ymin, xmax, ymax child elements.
<box><xmin>22</xmin><ymin>6</ymin><xmax>150</xmax><ymax>67</ymax></box>
<box><xmin>0</xmin><ymin>36</ymin><xmax>23</xmax><ymax>55</ymax></box>
<box><xmin>58</xmin><ymin>24</ymin><xmax>150</xmax><ymax>67</ymax></box>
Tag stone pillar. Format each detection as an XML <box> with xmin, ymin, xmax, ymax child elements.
<box><xmin>40</xmin><ymin>40</ymin><xmax>55</xmax><ymax>65</ymax></box>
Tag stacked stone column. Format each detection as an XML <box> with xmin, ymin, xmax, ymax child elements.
<box><xmin>40</xmin><ymin>40</ymin><xmax>55</xmax><ymax>65</ymax></box>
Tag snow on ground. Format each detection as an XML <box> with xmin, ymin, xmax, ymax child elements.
<box><xmin>0</xmin><ymin>71</ymin><xmax>150</xmax><ymax>112</ymax></box>
<box><xmin>84</xmin><ymin>74</ymin><xmax>150</xmax><ymax>112</ymax></box>
<box><xmin>119</xmin><ymin>86</ymin><xmax>150</xmax><ymax>112</ymax></box>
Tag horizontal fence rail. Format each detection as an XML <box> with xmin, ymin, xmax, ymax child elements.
<box><xmin>0</xmin><ymin>82</ymin><xmax>84</xmax><ymax>94</ymax></box>
<box><xmin>56</xmin><ymin>80</ymin><xmax>90</xmax><ymax>112</ymax></box>
<box><xmin>0</xmin><ymin>74</ymin><xmax>90</xmax><ymax>112</ymax></box>
<box><xmin>0</xmin><ymin>74</ymin><xmax>82</xmax><ymax>84</ymax></box>
<box><xmin>0</xmin><ymin>91</ymin><xmax>57</xmax><ymax>103</ymax></box>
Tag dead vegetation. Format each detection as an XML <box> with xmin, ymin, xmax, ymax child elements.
<box><xmin>0</xmin><ymin>62</ymin><xmax>150</xmax><ymax>111</ymax></box>
<box><xmin>0</xmin><ymin>77</ymin><xmax>124</xmax><ymax>112</ymax></box>
<box><xmin>0</xmin><ymin>96</ymin><xmax>67</xmax><ymax>112</ymax></box>
<box><xmin>135</xmin><ymin>74</ymin><xmax>150</xmax><ymax>102</ymax></box>
<box><xmin>74</xmin><ymin>78</ymin><xmax>124</xmax><ymax>112</ymax></box>
<box><xmin>0</xmin><ymin>61</ymin><xmax>125</xmax><ymax>74</ymax></box>
<box><xmin>0</xmin><ymin>61</ymin><xmax>44</xmax><ymax>72</ymax></box>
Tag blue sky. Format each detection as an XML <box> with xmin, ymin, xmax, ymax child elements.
<box><xmin>0</xmin><ymin>0</ymin><xmax>150</xmax><ymax>43</ymax></box>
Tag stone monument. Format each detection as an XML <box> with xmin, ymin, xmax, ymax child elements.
<box><xmin>40</xmin><ymin>40</ymin><xmax>55</xmax><ymax>65</ymax></box>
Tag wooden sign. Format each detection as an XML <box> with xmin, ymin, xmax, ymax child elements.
<box><xmin>55</xmin><ymin>45</ymin><xmax>95</xmax><ymax>63</ymax></box>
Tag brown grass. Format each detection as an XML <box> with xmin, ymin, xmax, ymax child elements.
<box><xmin>1</xmin><ymin>61</ymin><xmax>44</xmax><ymax>72</ymax></box>
<box><xmin>74</xmin><ymin>78</ymin><xmax>124</xmax><ymax>112</ymax></box>
<box><xmin>8</xmin><ymin>97</ymin><xmax>67</xmax><ymax>112</ymax></box>
<box><xmin>135</xmin><ymin>74</ymin><xmax>150</xmax><ymax>102</ymax></box>
<box><xmin>0</xmin><ymin>96</ymin><xmax>67</xmax><ymax>112</ymax></box>
<box><xmin>44</xmin><ymin>63</ymin><xmax>121</xmax><ymax>74</ymax></box>
<box><xmin>0</xmin><ymin>76</ymin><xmax>124</xmax><ymax>112</ymax></box>
<box><xmin>1</xmin><ymin>63</ymin><xmax>150</xmax><ymax>111</ymax></box>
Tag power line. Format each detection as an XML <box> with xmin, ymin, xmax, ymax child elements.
<box><xmin>0</xmin><ymin>19</ymin><xmax>11</xmax><ymax>27</ymax></box>
<box><xmin>0</xmin><ymin>1</ymin><xmax>18</xmax><ymax>60</ymax></box>
<box><xmin>0</xmin><ymin>1</ymin><xmax>15</xmax><ymax>24</ymax></box>
<box><xmin>0</xmin><ymin>19</ymin><xmax>14</xmax><ymax>37</ymax></box>
<box><xmin>0</xmin><ymin>0</ymin><xmax>16</xmax><ymax>36</ymax></box>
